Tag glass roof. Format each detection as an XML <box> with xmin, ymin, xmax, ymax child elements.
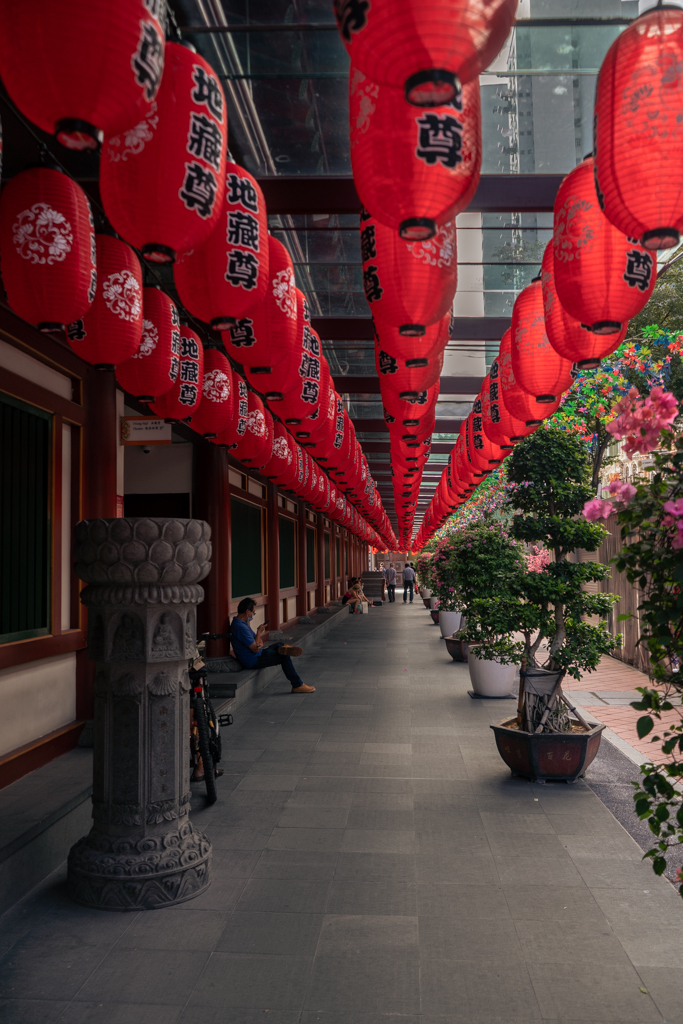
<box><xmin>174</xmin><ymin>0</ymin><xmax>643</xmax><ymax>534</ymax></box>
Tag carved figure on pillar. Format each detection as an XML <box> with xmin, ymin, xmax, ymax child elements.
<box><xmin>67</xmin><ymin>517</ymin><xmax>213</xmax><ymax>911</ymax></box>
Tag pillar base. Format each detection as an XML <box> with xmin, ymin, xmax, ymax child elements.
<box><xmin>67</xmin><ymin>819</ymin><xmax>211</xmax><ymax>911</ymax></box>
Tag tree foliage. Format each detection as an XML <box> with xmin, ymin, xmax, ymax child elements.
<box><xmin>460</xmin><ymin>430</ymin><xmax>619</xmax><ymax>730</ymax></box>
<box><xmin>612</xmin><ymin>429</ymin><xmax>683</xmax><ymax>893</ymax></box>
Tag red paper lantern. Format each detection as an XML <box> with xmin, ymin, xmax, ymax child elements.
<box><xmin>262</xmin><ymin>420</ymin><xmax>297</xmax><ymax>486</ymax></box>
<box><xmin>295</xmin><ymin>353</ymin><xmax>332</xmax><ymax>445</ymax></box>
<box><xmin>148</xmin><ymin>325</ymin><xmax>204</xmax><ymax>421</ymax></box>
<box><xmin>351</xmin><ymin>70</ymin><xmax>480</xmax><ymax>239</ymax></box>
<box><xmin>553</xmin><ymin>157</ymin><xmax>656</xmax><ymax>334</ymax></box>
<box><xmin>233</xmin><ymin>391</ymin><xmax>273</xmax><ymax>467</ymax></box>
<box><xmin>246</xmin><ymin>292</ymin><xmax>321</xmax><ymax>415</ymax></box>
<box><xmin>480</xmin><ymin>375</ymin><xmax>513</xmax><ymax>451</ymax></box>
<box><xmin>484</xmin><ymin>352</ymin><xmax>536</xmax><ymax>445</ymax></box>
<box><xmin>470</xmin><ymin>395</ymin><xmax>504</xmax><ymax>467</ymax></box>
<box><xmin>66</xmin><ymin>234</ymin><xmax>142</xmax><ymax>369</ymax></box>
<box><xmin>540</xmin><ymin>242</ymin><xmax>627</xmax><ymax>370</ymax></box>
<box><xmin>594</xmin><ymin>7</ymin><xmax>683</xmax><ymax>252</ymax></box>
<box><xmin>213</xmin><ymin>376</ymin><xmax>247</xmax><ymax>449</ymax></box>
<box><xmin>498</xmin><ymin>329</ymin><xmax>559</xmax><ymax>426</ymax></box>
<box><xmin>100</xmin><ymin>42</ymin><xmax>227</xmax><ymax>264</ymax></box>
<box><xmin>360</xmin><ymin>210</ymin><xmax>456</xmax><ymax>330</ymax></box>
<box><xmin>377</xmin><ymin>349</ymin><xmax>443</xmax><ymax>395</ymax></box>
<box><xmin>383</xmin><ymin>382</ymin><xmax>440</xmax><ymax>427</ymax></box>
<box><xmin>116</xmin><ymin>287</ymin><xmax>181</xmax><ymax>401</ymax></box>
<box><xmin>0</xmin><ymin>0</ymin><xmax>165</xmax><ymax>151</ymax></box>
<box><xmin>336</xmin><ymin>0</ymin><xmax>517</xmax><ymax>105</ymax></box>
<box><xmin>0</xmin><ymin>167</ymin><xmax>96</xmax><ymax>332</ymax></box>
<box><xmin>374</xmin><ymin>314</ymin><xmax>450</xmax><ymax>358</ymax></box>
<box><xmin>264</xmin><ymin>236</ymin><xmax>298</xmax><ymax>358</ymax></box>
<box><xmin>189</xmin><ymin>348</ymin><xmax>234</xmax><ymax>438</ymax></box>
<box><xmin>510</xmin><ymin>277</ymin><xmax>574</xmax><ymax>402</ymax></box>
<box><xmin>174</xmin><ymin>162</ymin><xmax>268</xmax><ymax>330</ymax></box>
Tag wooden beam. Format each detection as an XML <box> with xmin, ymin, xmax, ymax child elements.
<box><xmin>334</xmin><ymin>376</ymin><xmax>483</xmax><ymax>395</ymax></box>
<box><xmin>314</xmin><ymin>317</ymin><xmax>510</xmax><ymax>341</ymax></box>
<box><xmin>260</xmin><ymin>175</ymin><xmax>563</xmax><ymax>215</ymax></box>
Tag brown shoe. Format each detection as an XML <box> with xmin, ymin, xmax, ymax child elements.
<box><xmin>279</xmin><ymin>645</ymin><xmax>303</xmax><ymax>657</ymax></box>
<box><xmin>291</xmin><ymin>684</ymin><xmax>316</xmax><ymax>693</ymax></box>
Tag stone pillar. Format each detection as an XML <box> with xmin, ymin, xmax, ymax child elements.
<box><xmin>67</xmin><ymin>517</ymin><xmax>213</xmax><ymax>911</ymax></box>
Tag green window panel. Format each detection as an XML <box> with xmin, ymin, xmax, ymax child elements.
<box><xmin>279</xmin><ymin>515</ymin><xmax>296</xmax><ymax>590</ymax></box>
<box><xmin>230</xmin><ymin>497</ymin><xmax>262</xmax><ymax>599</ymax></box>
<box><xmin>306</xmin><ymin>527</ymin><xmax>316</xmax><ymax>584</ymax></box>
<box><xmin>1</xmin><ymin>394</ymin><xmax>51</xmax><ymax>643</ymax></box>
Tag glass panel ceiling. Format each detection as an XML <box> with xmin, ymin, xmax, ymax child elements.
<box><xmin>180</xmin><ymin>1</ymin><xmax>634</xmax><ymax>178</ymax></box>
<box><xmin>174</xmin><ymin>0</ymin><xmax>642</xmax><ymax>532</ymax></box>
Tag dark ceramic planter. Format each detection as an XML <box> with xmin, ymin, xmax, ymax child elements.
<box><xmin>445</xmin><ymin>636</ymin><xmax>468</xmax><ymax>662</ymax></box>
<box><xmin>430</xmin><ymin>609</ymin><xmax>440</xmax><ymax>624</ymax></box>
<box><xmin>490</xmin><ymin>718</ymin><xmax>605</xmax><ymax>783</ymax></box>
<box><xmin>423</xmin><ymin>598</ymin><xmax>431</xmax><ymax>609</ymax></box>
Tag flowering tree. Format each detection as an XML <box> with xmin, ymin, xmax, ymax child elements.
<box><xmin>431</xmin><ymin>463</ymin><xmax>513</xmax><ymax>544</ymax></box>
<box><xmin>581</xmin><ymin>387</ymin><xmax>683</xmax><ymax>891</ymax></box>
<box><xmin>547</xmin><ymin>332</ymin><xmax>682</xmax><ymax>491</ymax></box>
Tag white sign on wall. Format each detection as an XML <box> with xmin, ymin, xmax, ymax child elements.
<box><xmin>120</xmin><ymin>417</ymin><xmax>172</xmax><ymax>445</ymax></box>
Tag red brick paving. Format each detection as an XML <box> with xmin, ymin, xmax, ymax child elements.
<box><xmin>573</xmin><ymin>656</ymin><xmax>683</xmax><ymax>763</ymax></box>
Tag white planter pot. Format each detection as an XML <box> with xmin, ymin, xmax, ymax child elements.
<box><xmin>429</xmin><ymin>596</ymin><xmax>439</xmax><ymax>609</ymax></box>
<box><xmin>421</xmin><ymin>588</ymin><xmax>431</xmax><ymax>599</ymax></box>
<box><xmin>439</xmin><ymin>611</ymin><xmax>462</xmax><ymax>638</ymax></box>
<box><xmin>468</xmin><ymin>653</ymin><xmax>517</xmax><ymax>697</ymax></box>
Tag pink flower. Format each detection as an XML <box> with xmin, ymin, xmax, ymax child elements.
<box><xmin>607</xmin><ymin>387</ymin><xmax>679</xmax><ymax>457</ymax></box>
<box><xmin>583</xmin><ymin>498</ymin><xmax>614</xmax><ymax>521</ymax></box>
<box><xmin>607</xmin><ymin>480</ymin><xmax>637</xmax><ymax>504</ymax></box>
<box><xmin>663</xmin><ymin>498</ymin><xmax>683</xmax><ymax>518</ymax></box>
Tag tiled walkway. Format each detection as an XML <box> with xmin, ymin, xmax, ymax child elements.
<box><xmin>2</xmin><ymin>597</ymin><xmax>683</xmax><ymax>1023</ymax></box>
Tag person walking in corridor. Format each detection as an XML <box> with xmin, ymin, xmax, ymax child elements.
<box><xmin>402</xmin><ymin>563</ymin><xmax>416</xmax><ymax>603</ymax></box>
<box><xmin>385</xmin><ymin>563</ymin><xmax>396</xmax><ymax>602</ymax></box>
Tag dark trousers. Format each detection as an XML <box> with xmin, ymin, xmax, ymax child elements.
<box><xmin>387</xmin><ymin>584</ymin><xmax>396</xmax><ymax>602</ymax></box>
<box><xmin>255</xmin><ymin>643</ymin><xmax>303</xmax><ymax>688</ymax></box>
<box><xmin>402</xmin><ymin>580</ymin><xmax>414</xmax><ymax>603</ymax></box>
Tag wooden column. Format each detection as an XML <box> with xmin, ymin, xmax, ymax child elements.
<box><xmin>331</xmin><ymin>526</ymin><xmax>338</xmax><ymax>602</ymax></box>
<box><xmin>316</xmin><ymin>513</ymin><xmax>325</xmax><ymax>608</ymax></box>
<box><xmin>297</xmin><ymin>500</ymin><xmax>307</xmax><ymax>617</ymax></box>
<box><xmin>79</xmin><ymin>370</ymin><xmax>118</xmax><ymax>722</ymax></box>
<box><xmin>194</xmin><ymin>442</ymin><xmax>231</xmax><ymax>657</ymax></box>
<box><xmin>84</xmin><ymin>369</ymin><xmax>117</xmax><ymax>519</ymax></box>
<box><xmin>266</xmin><ymin>482</ymin><xmax>280</xmax><ymax>628</ymax></box>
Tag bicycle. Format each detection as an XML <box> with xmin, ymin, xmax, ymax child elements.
<box><xmin>189</xmin><ymin>631</ymin><xmax>233</xmax><ymax>805</ymax></box>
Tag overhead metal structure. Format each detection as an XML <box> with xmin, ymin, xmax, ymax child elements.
<box><xmin>0</xmin><ymin>0</ymin><xmax>638</xmax><ymax>536</ymax></box>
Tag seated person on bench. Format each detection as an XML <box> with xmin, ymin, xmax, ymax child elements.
<box><xmin>341</xmin><ymin>578</ymin><xmax>367</xmax><ymax>614</ymax></box>
<box><xmin>231</xmin><ymin>598</ymin><xmax>315</xmax><ymax>693</ymax></box>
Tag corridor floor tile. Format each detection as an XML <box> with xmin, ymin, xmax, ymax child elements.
<box><xmin>3</xmin><ymin>601</ymin><xmax>683</xmax><ymax>1023</ymax></box>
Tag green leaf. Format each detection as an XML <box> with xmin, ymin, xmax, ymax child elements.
<box><xmin>637</xmin><ymin>716</ymin><xmax>655</xmax><ymax>739</ymax></box>
<box><xmin>652</xmin><ymin>857</ymin><xmax>667</xmax><ymax>875</ymax></box>
<box><xmin>617</xmin><ymin>613</ymin><xmax>631</xmax><ymax>622</ymax></box>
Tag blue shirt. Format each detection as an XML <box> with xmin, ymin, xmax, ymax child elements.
<box><xmin>231</xmin><ymin>616</ymin><xmax>259</xmax><ymax>668</ymax></box>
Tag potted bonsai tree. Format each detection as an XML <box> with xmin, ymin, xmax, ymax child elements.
<box><xmin>461</xmin><ymin>429</ymin><xmax>620</xmax><ymax>781</ymax></box>
<box><xmin>431</xmin><ymin>520</ymin><xmax>526</xmax><ymax>687</ymax></box>
<box><xmin>429</xmin><ymin>536</ymin><xmax>464</xmax><ymax>638</ymax></box>
<box><xmin>414</xmin><ymin>551</ymin><xmax>434</xmax><ymax>606</ymax></box>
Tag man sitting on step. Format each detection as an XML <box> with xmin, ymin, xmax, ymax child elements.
<box><xmin>231</xmin><ymin>597</ymin><xmax>315</xmax><ymax>694</ymax></box>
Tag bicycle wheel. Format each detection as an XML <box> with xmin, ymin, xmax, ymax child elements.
<box><xmin>206</xmin><ymin>697</ymin><xmax>222</xmax><ymax>766</ymax></box>
<box><xmin>193</xmin><ymin>695</ymin><xmax>218</xmax><ymax>805</ymax></box>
